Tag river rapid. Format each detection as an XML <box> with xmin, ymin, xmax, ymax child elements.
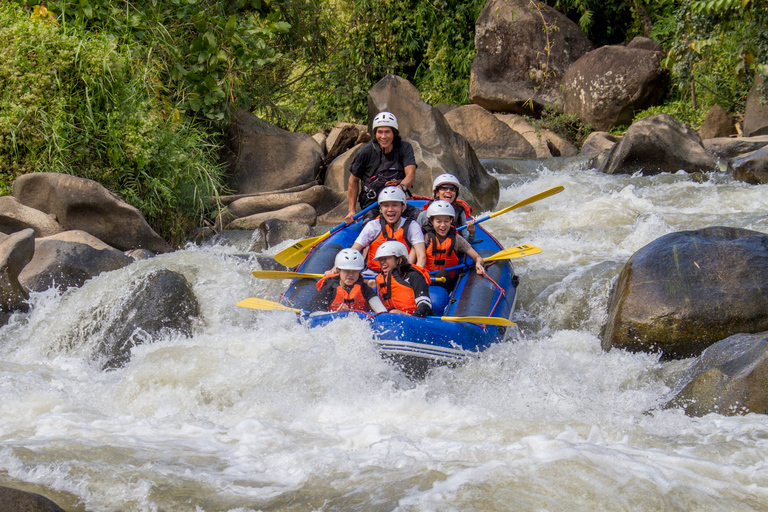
<box><xmin>1</xmin><ymin>163</ymin><xmax>768</xmax><ymax>511</ymax></box>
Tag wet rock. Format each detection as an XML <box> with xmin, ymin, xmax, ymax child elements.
<box><xmin>0</xmin><ymin>196</ymin><xmax>63</xmax><ymax>237</ymax></box>
<box><xmin>597</xmin><ymin>114</ymin><xmax>720</xmax><ymax>175</ymax></box>
<box><xmin>698</xmin><ymin>104</ymin><xmax>736</xmax><ymax>140</ymax></box>
<box><xmin>743</xmin><ymin>75</ymin><xmax>768</xmax><ymax>137</ymax></box>
<box><xmin>368</xmin><ymin>74</ymin><xmax>499</xmax><ymax>212</ymax></box>
<box><xmin>248</xmin><ymin>218</ymin><xmax>313</xmax><ymax>252</ymax></box>
<box><xmin>225</xmin><ymin>204</ymin><xmax>317</xmax><ymax>230</ymax></box>
<box><xmin>0</xmin><ymin>229</ymin><xmax>35</xmax><ymax>324</ymax></box>
<box><xmin>495</xmin><ymin>114</ymin><xmax>578</xmax><ymax>158</ymax></box>
<box><xmin>731</xmin><ymin>145</ymin><xmax>768</xmax><ymax>185</ymax></box>
<box><xmin>0</xmin><ymin>486</ymin><xmax>68</xmax><ymax>512</ymax></box>
<box><xmin>444</xmin><ymin>105</ymin><xmax>535</xmax><ymax>158</ymax></box>
<box><xmin>703</xmin><ymin>135</ymin><xmax>768</xmax><ymax>160</ymax></box>
<box><xmin>665</xmin><ymin>332</ymin><xmax>768</xmax><ymax>416</ymax></box>
<box><xmin>470</xmin><ymin>0</ymin><xmax>592</xmax><ymax>114</ymax></box>
<box><xmin>562</xmin><ymin>44</ymin><xmax>668</xmax><ymax>131</ymax></box>
<box><xmin>601</xmin><ymin>227</ymin><xmax>768</xmax><ymax>360</ymax></box>
<box><xmin>125</xmin><ymin>249</ymin><xmax>155</xmax><ymax>261</ymax></box>
<box><xmin>224</xmin><ymin>109</ymin><xmax>323</xmax><ymax>194</ymax></box>
<box><xmin>18</xmin><ymin>232</ymin><xmax>133</xmax><ymax>292</ymax></box>
<box><xmin>13</xmin><ymin>172</ymin><xmax>171</xmax><ymax>253</ymax></box>
<box><xmin>92</xmin><ymin>269</ymin><xmax>200</xmax><ymax>370</ymax></box>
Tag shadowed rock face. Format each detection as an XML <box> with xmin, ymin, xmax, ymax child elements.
<box><xmin>367</xmin><ymin>74</ymin><xmax>499</xmax><ymax>213</ymax></box>
<box><xmin>0</xmin><ymin>486</ymin><xmax>68</xmax><ymax>512</ymax></box>
<box><xmin>601</xmin><ymin>227</ymin><xmax>768</xmax><ymax>360</ymax></box>
<box><xmin>732</xmin><ymin>145</ymin><xmax>768</xmax><ymax>185</ymax></box>
<box><xmin>0</xmin><ymin>228</ymin><xmax>35</xmax><ymax>324</ymax></box>
<box><xmin>744</xmin><ymin>75</ymin><xmax>768</xmax><ymax>137</ymax></box>
<box><xmin>666</xmin><ymin>332</ymin><xmax>768</xmax><ymax>416</ymax></box>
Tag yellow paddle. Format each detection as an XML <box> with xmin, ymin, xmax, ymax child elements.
<box><xmin>250</xmin><ymin>270</ymin><xmax>446</xmax><ymax>284</ymax></box>
<box><xmin>236</xmin><ymin>297</ymin><xmax>514</xmax><ymax>326</ymax></box>
<box><xmin>458</xmin><ymin>185</ymin><xmax>564</xmax><ymax>231</ymax></box>
<box><xmin>429</xmin><ymin>244</ymin><xmax>542</xmax><ymax>275</ymax></box>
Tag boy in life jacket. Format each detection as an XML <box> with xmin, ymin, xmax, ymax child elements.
<box><xmin>352</xmin><ymin>186</ymin><xmax>426</xmax><ymax>272</ymax></box>
<box><xmin>373</xmin><ymin>241</ymin><xmax>433</xmax><ymax>317</ymax></box>
<box><xmin>423</xmin><ymin>200</ymin><xmax>485</xmax><ymax>289</ymax></box>
<box><xmin>310</xmin><ymin>249</ymin><xmax>387</xmax><ymax>313</ymax></box>
<box><xmin>416</xmin><ymin>173</ymin><xmax>476</xmax><ymax>243</ymax></box>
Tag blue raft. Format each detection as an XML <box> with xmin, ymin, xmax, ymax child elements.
<box><xmin>278</xmin><ymin>199</ymin><xmax>518</xmax><ymax>377</ymax></box>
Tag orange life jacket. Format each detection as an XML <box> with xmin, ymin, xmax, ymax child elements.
<box><xmin>366</xmin><ymin>216</ymin><xmax>414</xmax><ymax>272</ymax></box>
<box><xmin>425</xmin><ymin>228</ymin><xmax>461</xmax><ymax>274</ymax></box>
<box><xmin>375</xmin><ymin>264</ymin><xmax>431</xmax><ymax>313</ymax></box>
<box><xmin>315</xmin><ymin>274</ymin><xmax>370</xmax><ymax>312</ymax></box>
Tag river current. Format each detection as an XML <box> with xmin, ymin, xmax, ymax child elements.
<box><xmin>1</xmin><ymin>164</ymin><xmax>767</xmax><ymax>511</ymax></box>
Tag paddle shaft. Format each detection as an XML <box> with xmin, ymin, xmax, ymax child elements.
<box><xmin>457</xmin><ymin>185</ymin><xmax>564</xmax><ymax>231</ymax></box>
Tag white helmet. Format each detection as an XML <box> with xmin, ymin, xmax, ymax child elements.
<box><xmin>372</xmin><ymin>111</ymin><xmax>399</xmax><ymax>132</ymax></box>
<box><xmin>335</xmin><ymin>248</ymin><xmax>365</xmax><ymax>270</ymax></box>
<box><xmin>378</xmin><ymin>186</ymin><xmax>407</xmax><ymax>205</ymax></box>
<box><xmin>426</xmin><ymin>200</ymin><xmax>456</xmax><ymax>219</ymax></box>
<box><xmin>374</xmin><ymin>240</ymin><xmax>409</xmax><ymax>260</ymax></box>
<box><xmin>432</xmin><ymin>173</ymin><xmax>461</xmax><ymax>195</ymax></box>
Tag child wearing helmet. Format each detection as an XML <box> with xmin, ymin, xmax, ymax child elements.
<box><xmin>310</xmin><ymin>249</ymin><xmax>387</xmax><ymax>313</ymax></box>
<box><xmin>416</xmin><ymin>173</ymin><xmax>476</xmax><ymax>243</ymax></box>
<box><xmin>352</xmin><ymin>186</ymin><xmax>426</xmax><ymax>272</ymax></box>
<box><xmin>373</xmin><ymin>241</ymin><xmax>433</xmax><ymax>317</ymax></box>
<box><xmin>345</xmin><ymin>111</ymin><xmax>418</xmax><ymax>224</ymax></box>
<box><xmin>423</xmin><ymin>200</ymin><xmax>485</xmax><ymax>289</ymax></box>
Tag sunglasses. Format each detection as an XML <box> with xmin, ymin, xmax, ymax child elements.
<box><xmin>437</xmin><ymin>185</ymin><xmax>458</xmax><ymax>192</ymax></box>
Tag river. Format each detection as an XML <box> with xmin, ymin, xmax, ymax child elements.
<box><xmin>1</xmin><ymin>163</ymin><xmax>767</xmax><ymax>511</ymax></box>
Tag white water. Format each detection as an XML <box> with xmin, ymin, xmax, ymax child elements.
<box><xmin>1</xmin><ymin>167</ymin><xmax>768</xmax><ymax>511</ymax></box>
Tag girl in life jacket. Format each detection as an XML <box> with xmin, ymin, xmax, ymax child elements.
<box><xmin>373</xmin><ymin>241</ymin><xmax>433</xmax><ymax>317</ymax></box>
<box><xmin>423</xmin><ymin>200</ymin><xmax>485</xmax><ymax>290</ymax></box>
<box><xmin>310</xmin><ymin>249</ymin><xmax>387</xmax><ymax>313</ymax></box>
<box><xmin>416</xmin><ymin>173</ymin><xmax>476</xmax><ymax>243</ymax></box>
<box><xmin>352</xmin><ymin>186</ymin><xmax>426</xmax><ymax>272</ymax></box>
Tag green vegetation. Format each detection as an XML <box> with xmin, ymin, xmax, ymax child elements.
<box><xmin>1</xmin><ymin>0</ymin><xmax>767</xmax><ymax>244</ymax></box>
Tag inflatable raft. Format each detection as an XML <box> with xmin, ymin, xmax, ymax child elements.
<box><xmin>274</xmin><ymin>199</ymin><xmax>520</xmax><ymax>377</ymax></box>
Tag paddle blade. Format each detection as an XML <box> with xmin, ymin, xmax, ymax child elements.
<box><xmin>440</xmin><ymin>316</ymin><xmax>516</xmax><ymax>327</ymax></box>
<box><xmin>490</xmin><ymin>185</ymin><xmax>564</xmax><ymax>219</ymax></box>
<box><xmin>251</xmin><ymin>270</ymin><xmax>324</xmax><ymax>280</ymax></box>
<box><xmin>485</xmin><ymin>244</ymin><xmax>542</xmax><ymax>262</ymax></box>
<box><xmin>272</xmin><ymin>232</ymin><xmax>330</xmax><ymax>267</ymax></box>
<box><xmin>236</xmin><ymin>297</ymin><xmax>302</xmax><ymax>313</ymax></box>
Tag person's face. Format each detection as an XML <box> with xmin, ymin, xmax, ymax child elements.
<box><xmin>431</xmin><ymin>215</ymin><xmax>452</xmax><ymax>236</ymax></box>
<box><xmin>378</xmin><ymin>255</ymin><xmax>398</xmax><ymax>273</ymax></box>
<box><xmin>339</xmin><ymin>268</ymin><xmax>359</xmax><ymax>286</ymax></box>
<box><xmin>375</xmin><ymin>127</ymin><xmax>394</xmax><ymax>150</ymax></box>
<box><xmin>379</xmin><ymin>201</ymin><xmax>404</xmax><ymax>224</ymax></box>
<box><xmin>435</xmin><ymin>184</ymin><xmax>458</xmax><ymax>203</ymax></box>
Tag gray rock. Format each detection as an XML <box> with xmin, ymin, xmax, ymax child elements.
<box><xmin>703</xmin><ymin>135</ymin><xmax>768</xmax><ymax>159</ymax></box>
<box><xmin>601</xmin><ymin>227</ymin><xmax>768</xmax><ymax>360</ymax></box>
<box><xmin>743</xmin><ymin>75</ymin><xmax>768</xmax><ymax>137</ymax></box>
<box><xmin>698</xmin><ymin>104</ymin><xmax>736</xmax><ymax>140</ymax></box>
<box><xmin>323</xmin><ymin>143</ymin><xmax>364</xmax><ymax>200</ymax></box>
<box><xmin>222</xmin><ymin>185</ymin><xmax>343</xmax><ymax>219</ymax></box>
<box><xmin>470</xmin><ymin>0</ymin><xmax>593</xmax><ymax>114</ymax></box>
<box><xmin>444</xmin><ymin>105</ymin><xmax>536</xmax><ymax>158</ymax></box>
<box><xmin>732</xmin><ymin>145</ymin><xmax>768</xmax><ymax>185</ymax></box>
<box><xmin>225</xmin><ymin>203</ymin><xmax>317</xmax><ymax>230</ymax></box>
<box><xmin>0</xmin><ymin>228</ymin><xmax>35</xmax><ymax>322</ymax></box>
<box><xmin>562</xmin><ymin>45</ymin><xmax>668</xmax><ymax>131</ymax></box>
<box><xmin>13</xmin><ymin>172</ymin><xmax>171</xmax><ymax>253</ymax></box>
<box><xmin>325</xmin><ymin>122</ymin><xmax>368</xmax><ymax>153</ymax></box>
<box><xmin>248</xmin><ymin>218</ymin><xmax>313</xmax><ymax>252</ymax></box>
<box><xmin>626</xmin><ymin>36</ymin><xmax>664</xmax><ymax>53</ymax></box>
<box><xmin>0</xmin><ymin>196</ymin><xmax>63</xmax><ymax>237</ymax></box>
<box><xmin>597</xmin><ymin>114</ymin><xmax>720</xmax><ymax>175</ymax></box>
<box><xmin>579</xmin><ymin>131</ymin><xmax>620</xmax><ymax>155</ymax></box>
<box><xmin>224</xmin><ymin>109</ymin><xmax>324</xmax><ymax>194</ymax></box>
<box><xmin>18</xmin><ymin>233</ymin><xmax>133</xmax><ymax>292</ymax></box>
<box><xmin>368</xmin><ymin>74</ymin><xmax>499</xmax><ymax>212</ymax></box>
<box><xmin>495</xmin><ymin>113</ymin><xmax>578</xmax><ymax>158</ymax></box>
<box><xmin>0</xmin><ymin>486</ymin><xmax>68</xmax><ymax>512</ymax></box>
<box><xmin>665</xmin><ymin>332</ymin><xmax>768</xmax><ymax>416</ymax></box>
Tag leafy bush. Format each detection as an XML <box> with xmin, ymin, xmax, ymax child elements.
<box><xmin>0</xmin><ymin>3</ymin><xmax>226</xmax><ymax>245</ymax></box>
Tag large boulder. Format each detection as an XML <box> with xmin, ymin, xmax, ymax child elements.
<box><xmin>743</xmin><ymin>75</ymin><xmax>768</xmax><ymax>137</ymax></box>
<box><xmin>0</xmin><ymin>196</ymin><xmax>63</xmax><ymax>237</ymax></box>
<box><xmin>220</xmin><ymin>185</ymin><xmax>343</xmax><ymax>220</ymax></box>
<box><xmin>562</xmin><ymin>44</ymin><xmax>668</xmax><ymax>131</ymax></box>
<box><xmin>224</xmin><ymin>108</ymin><xmax>324</xmax><ymax>194</ymax></box>
<box><xmin>13</xmin><ymin>173</ymin><xmax>171</xmax><ymax>253</ymax></box>
<box><xmin>494</xmin><ymin>113</ymin><xmax>578</xmax><ymax>157</ymax></box>
<box><xmin>601</xmin><ymin>227</ymin><xmax>768</xmax><ymax>360</ymax></box>
<box><xmin>323</xmin><ymin>143</ymin><xmax>364</xmax><ymax>201</ymax></box>
<box><xmin>665</xmin><ymin>332</ymin><xmax>768</xmax><ymax>417</ymax></box>
<box><xmin>698</xmin><ymin>104</ymin><xmax>736</xmax><ymax>140</ymax></box>
<box><xmin>470</xmin><ymin>0</ymin><xmax>593</xmax><ymax>114</ymax></box>
<box><xmin>444</xmin><ymin>105</ymin><xmax>536</xmax><ymax>158</ymax></box>
<box><xmin>18</xmin><ymin>231</ymin><xmax>134</xmax><ymax>292</ymax></box>
<box><xmin>92</xmin><ymin>269</ymin><xmax>200</xmax><ymax>370</ymax></box>
<box><xmin>579</xmin><ymin>131</ymin><xmax>620</xmax><ymax>155</ymax></box>
<box><xmin>225</xmin><ymin>203</ymin><xmax>317</xmax><ymax>230</ymax></box>
<box><xmin>597</xmin><ymin>114</ymin><xmax>720</xmax><ymax>175</ymax></box>
<box><xmin>703</xmin><ymin>135</ymin><xmax>768</xmax><ymax>160</ymax></box>
<box><xmin>368</xmin><ymin>74</ymin><xmax>499</xmax><ymax>212</ymax></box>
<box><xmin>0</xmin><ymin>228</ymin><xmax>35</xmax><ymax>323</ymax></box>
<box><xmin>731</xmin><ymin>145</ymin><xmax>768</xmax><ymax>185</ymax></box>
<box><xmin>0</xmin><ymin>486</ymin><xmax>68</xmax><ymax>512</ymax></box>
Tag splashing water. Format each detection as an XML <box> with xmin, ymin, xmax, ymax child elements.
<box><xmin>1</xmin><ymin>166</ymin><xmax>767</xmax><ymax>511</ymax></box>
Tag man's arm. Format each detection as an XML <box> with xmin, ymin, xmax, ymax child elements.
<box><xmin>400</xmin><ymin>164</ymin><xmax>416</xmax><ymax>190</ymax></box>
<box><xmin>345</xmin><ymin>175</ymin><xmax>361</xmax><ymax>224</ymax></box>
